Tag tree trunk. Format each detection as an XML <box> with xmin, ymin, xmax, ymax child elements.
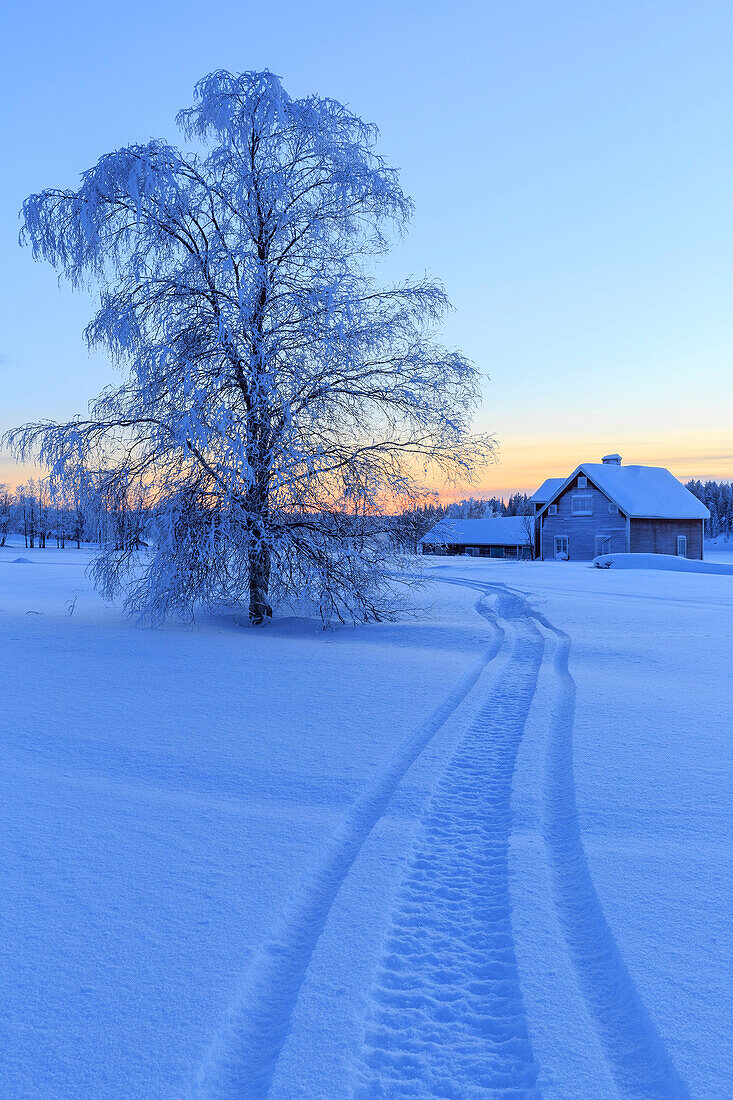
<box><xmin>248</xmin><ymin>543</ymin><xmax>272</xmax><ymax>624</ymax></box>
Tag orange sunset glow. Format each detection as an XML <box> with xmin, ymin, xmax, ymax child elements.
<box><xmin>3</xmin><ymin>429</ymin><xmax>732</xmax><ymax>503</ymax></box>
<box><xmin>457</xmin><ymin>431</ymin><xmax>733</xmax><ymax>501</ymax></box>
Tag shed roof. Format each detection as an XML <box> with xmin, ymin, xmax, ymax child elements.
<box><xmin>420</xmin><ymin>515</ymin><xmax>533</xmax><ymax>546</ymax></box>
<box><xmin>530</xmin><ymin>477</ymin><xmax>564</xmax><ymax>504</ymax></box>
<box><xmin>541</xmin><ymin>464</ymin><xmax>709</xmax><ymax>520</ymax></box>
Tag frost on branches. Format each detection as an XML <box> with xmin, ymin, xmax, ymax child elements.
<box><xmin>7</xmin><ymin>70</ymin><xmax>493</xmax><ymax>624</ymax></box>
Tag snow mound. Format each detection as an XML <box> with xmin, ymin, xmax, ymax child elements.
<box><xmin>10</xmin><ymin>557</ymin><xmax>32</xmax><ymax>564</ymax></box>
<box><xmin>594</xmin><ymin>553</ymin><xmax>733</xmax><ymax>575</ymax></box>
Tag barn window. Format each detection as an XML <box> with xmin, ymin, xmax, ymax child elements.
<box><xmin>571</xmin><ymin>495</ymin><xmax>593</xmax><ymax>516</ymax></box>
<box><xmin>577</xmin><ymin>475</ymin><xmax>588</xmax><ymax>488</ymax></box>
<box><xmin>608</xmin><ymin>503</ymin><xmax>619</xmax><ymax>514</ymax></box>
<box><xmin>548</xmin><ymin>504</ymin><xmax>558</xmax><ymax>516</ymax></box>
<box><xmin>554</xmin><ymin>536</ymin><xmax>569</xmax><ymax>559</ymax></box>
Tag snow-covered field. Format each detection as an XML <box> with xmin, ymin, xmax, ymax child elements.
<box><xmin>1</xmin><ymin>544</ymin><xmax>731</xmax><ymax>1098</ymax></box>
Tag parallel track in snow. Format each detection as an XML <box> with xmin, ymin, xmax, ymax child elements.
<box><xmin>353</xmin><ymin>589</ymin><xmax>543</xmax><ymax>1098</ymax></box>
<box><xmin>354</xmin><ymin>576</ymin><xmax>690</xmax><ymax>1099</ymax></box>
<box><xmin>539</xmin><ymin>610</ymin><xmax>690</xmax><ymax>1099</ymax></box>
<box><xmin>194</xmin><ymin>590</ymin><xmax>503</xmax><ymax>1099</ymax></box>
<box><xmin>194</xmin><ymin>572</ymin><xmax>690</xmax><ymax>1099</ymax></box>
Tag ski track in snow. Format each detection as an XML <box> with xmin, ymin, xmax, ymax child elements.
<box><xmin>193</xmin><ymin>591</ymin><xmax>503</xmax><ymax>1099</ymax></box>
<box><xmin>539</xmin><ymin>610</ymin><xmax>691</xmax><ymax>1099</ymax></box>
<box><xmin>195</xmin><ymin>572</ymin><xmax>691</xmax><ymax>1098</ymax></box>
<box><xmin>353</xmin><ymin>588</ymin><xmax>543</xmax><ymax>1099</ymax></box>
<box><xmin>353</xmin><ymin>575</ymin><xmax>690</xmax><ymax>1099</ymax></box>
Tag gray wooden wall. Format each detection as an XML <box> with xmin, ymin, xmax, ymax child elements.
<box><xmin>629</xmin><ymin>519</ymin><xmax>703</xmax><ymax>559</ymax></box>
<box><xmin>540</xmin><ymin>477</ymin><xmax>628</xmax><ymax>560</ymax></box>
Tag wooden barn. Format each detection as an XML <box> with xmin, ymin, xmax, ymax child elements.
<box><xmin>420</xmin><ymin>516</ymin><xmax>535</xmax><ymax>558</ymax></box>
<box><xmin>535</xmin><ymin>454</ymin><xmax>709</xmax><ymax>561</ymax></box>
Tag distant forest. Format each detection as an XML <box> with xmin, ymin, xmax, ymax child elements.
<box><xmin>2</xmin><ymin>481</ymin><xmax>730</xmax><ymax>554</ymax></box>
<box><xmin>685</xmin><ymin>480</ymin><xmax>733</xmax><ymax>539</ymax></box>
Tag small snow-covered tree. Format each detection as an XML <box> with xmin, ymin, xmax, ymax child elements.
<box><xmin>0</xmin><ymin>484</ymin><xmax>11</xmax><ymax>546</ymax></box>
<box><xmin>15</xmin><ymin>482</ymin><xmax>41</xmax><ymax>549</ymax></box>
<box><xmin>520</xmin><ymin>511</ymin><xmax>536</xmax><ymax>559</ymax></box>
<box><xmin>389</xmin><ymin>499</ymin><xmax>447</xmax><ymax>555</ymax></box>
<box><xmin>7</xmin><ymin>70</ymin><xmax>492</xmax><ymax>624</ymax></box>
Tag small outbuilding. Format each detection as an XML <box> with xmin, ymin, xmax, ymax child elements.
<box><xmin>420</xmin><ymin>516</ymin><xmax>535</xmax><ymax>559</ymax></box>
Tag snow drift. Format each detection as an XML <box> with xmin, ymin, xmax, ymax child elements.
<box><xmin>594</xmin><ymin>552</ymin><xmax>733</xmax><ymax>575</ymax></box>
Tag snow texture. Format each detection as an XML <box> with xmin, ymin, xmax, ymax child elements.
<box><xmin>1</xmin><ymin>544</ymin><xmax>731</xmax><ymax>1098</ymax></box>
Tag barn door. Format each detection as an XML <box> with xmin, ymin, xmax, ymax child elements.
<box><xmin>595</xmin><ymin>535</ymin><xmax>612</xmax><ymax>557</ymax></box>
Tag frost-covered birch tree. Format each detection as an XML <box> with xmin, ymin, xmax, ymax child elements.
<box><xmin>7</xmin><ymin>70</ymin><xmax>492</xmax><ymax>624</ymax></box>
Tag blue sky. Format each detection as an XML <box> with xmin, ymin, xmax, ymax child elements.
<box><xmin>2</xmin><ymin>0</ymin><xmax>732</xmax><ymax>494</ymax></box>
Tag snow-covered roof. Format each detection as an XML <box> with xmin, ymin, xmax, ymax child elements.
<box><xmin>541</xmin><ymin>464</ymin><xmax>710</xmax><ymax>520</ymax></box>
<box><xmin>420</xmin><ymin>516</ymin><xmax>533</xmax><ymax>546</ymax></box>
<box><xmin>530</xmin><ymin>477</ymin><xmax>564</xmax><ymax>504</ymax></box>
